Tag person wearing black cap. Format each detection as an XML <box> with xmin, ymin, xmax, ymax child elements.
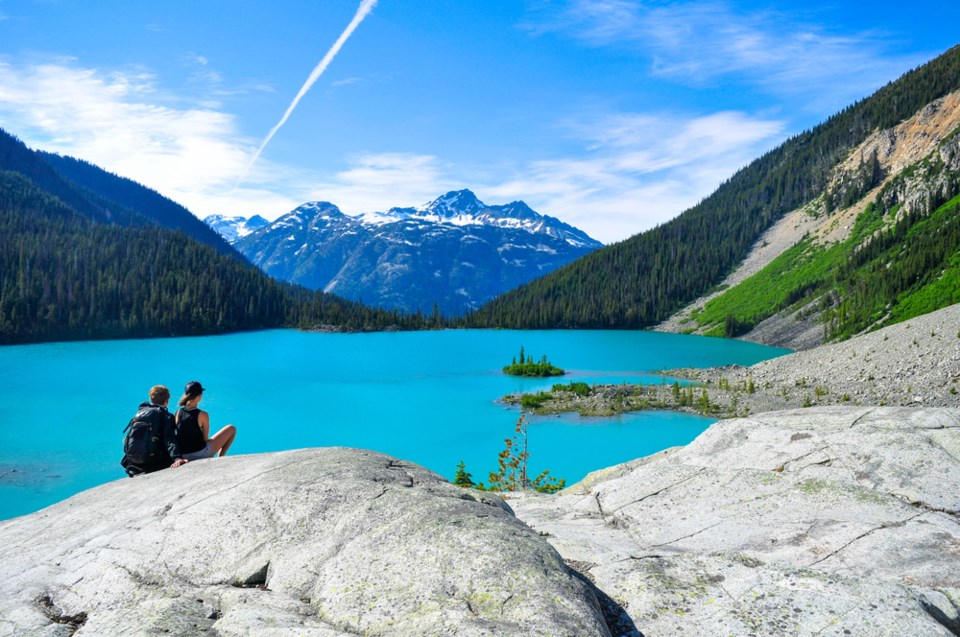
<box><xmin>174</xmin><ymin>381</ymin><xmax>237</xmax><ymax>460</ymax></box>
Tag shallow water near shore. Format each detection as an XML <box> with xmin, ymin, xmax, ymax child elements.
<box><xmin>0</xmin><ymin>329</ymin><xmax>789</xmax><ymax>519</ymax></box>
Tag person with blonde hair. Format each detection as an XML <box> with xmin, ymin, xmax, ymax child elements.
<box><xmin>175</xmin><ymin>381</ymin><xmax>237</xmax><ymax>460</ymax></box>
<box><xmin>120</xmin><ymin>385</ymin><xmax>188</xmax><ymax>476</ymax></box>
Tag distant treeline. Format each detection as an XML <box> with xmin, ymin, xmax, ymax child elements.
<box><xmin>464</xmin><ymin>45</ymin><xmax>960</xmax><ymax>329</ymax></box>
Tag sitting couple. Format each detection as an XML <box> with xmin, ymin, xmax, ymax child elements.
<box><xmin>123</xmin><ymin>381</ymin><xmax>237</xmax><ymax>476</ymax></box>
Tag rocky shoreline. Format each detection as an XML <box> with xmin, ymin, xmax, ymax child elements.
<box><xmin>505</xmin><ymin>303</ymin><xmax>960</xmax><ymax>418</ymax></box>
<box><xmin>501</xmin><ymin>377</ymin><xmax>791</xmax><ymax>420</ymax></box>
<box><xmin>508</xmin><ymin>406</ymin><xmax>960</xmax><ymax>636</ymax></box>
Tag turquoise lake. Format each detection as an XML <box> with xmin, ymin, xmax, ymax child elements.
<box><xmin>0</xmin><ymin>329</ymin><xmax>789</xmax><ymax>519</ymax></box>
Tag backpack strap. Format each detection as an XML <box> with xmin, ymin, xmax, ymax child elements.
<box><xmin>124</xmin><ymin>404</ymin><xmax>158</xmax><ymax>432</ymax></box>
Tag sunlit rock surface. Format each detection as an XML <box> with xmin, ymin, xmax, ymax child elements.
<box><xmin>0</xmin><ymin>448</ymin><xmax>610</xmax><ymax>637</ymax></box>
<box><xmin>510</xmin><ymin>407</ymin><xmax>960</xmax><ymax>636</ymax></box>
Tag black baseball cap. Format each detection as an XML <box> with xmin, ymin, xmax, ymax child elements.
<box><xmin>184</xmin><ymin>381</ymin><xmax>206</xmax><ymax>396</ymax></box>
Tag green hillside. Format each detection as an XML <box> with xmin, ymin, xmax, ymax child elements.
<box><xmin>690</xmin><ymin>130</ymin><xmax>960</xmax><ymax>340</ymax></box>
<box><xmin>466</xmin><ymin>44</ymin><xmax>960</xmax><ymax>330</ymax></box>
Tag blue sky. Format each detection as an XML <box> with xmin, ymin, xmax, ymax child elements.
<box><xmin>0</xmin><ymin>1</ymin><xmax>957</xmax><ymax>243</ymax></box>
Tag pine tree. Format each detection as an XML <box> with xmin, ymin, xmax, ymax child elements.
<box><xmin>453</xmin><ymin>460</ymin><xmax>475</xmax><ymax>488</ymax></box>
<box><xmin>698</xmin><ymin>389</ymin><xmax>710</xmax><ymax>412</ymax></box>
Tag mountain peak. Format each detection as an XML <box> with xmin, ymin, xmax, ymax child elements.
<box><xmin>418</xmin><ymin>189</ymin><xmax>485</xmax><ymax>218</ymax></box>
<box><xmin>207</xmin><ymin>191</ymin><xmax>602</xmax><ymax>252</ymax></box>
<box><xmin>294</xmin><ymin>201</ymin><xmax>343</xmax><ymax>216</ymax></box>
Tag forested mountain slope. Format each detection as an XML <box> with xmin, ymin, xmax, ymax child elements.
<box><xmin>0</xmin><ymin>129</ymin><xmax>145</xmax><ymax>226</ymax></box>
<box><xmin>466</xmin><ymin>44</ymin><xmax>960</xmax><ymax>329</ymax></box>
<box><xmin>0</xmin><ymin>132</ymin><xmax>425</xmax><ymax>344</ymax></box>
<box><xmin>661</xmin><ymin>91</ymin><xmax>960</xmax><ymax>349</ymax></box>
<box><xmin>40</xmin><ymin>151</ymin><xmax>239</xmax><ymax>257</ymax></box>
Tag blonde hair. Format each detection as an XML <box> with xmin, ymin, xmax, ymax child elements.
<box><xmin>149</xmin><ymin>385</ymin><xmax>170</xmax><ymax>406</ymax></box>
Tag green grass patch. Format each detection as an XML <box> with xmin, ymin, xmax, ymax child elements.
<box><xmin>691</xmin><ymin>180</ymin><xmax>960</xmax><ymax>342</ymax></box>
<box><xmin>694</xmin><ymin>237</ymin><xmax>845</xmax><ymax>336</ymax></box>
<box><xmin>520</xmin><ymin>391</ymin><xmax>553</xmax><ymax>410</ymax></box>
<box><xmin>551</xmin><ymin>381</ymin><xmax>592</xmax><ymax>396</ymax></box>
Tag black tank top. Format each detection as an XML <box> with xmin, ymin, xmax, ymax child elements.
<box><xmin>176</xmin><ymin>407</ymin><xmax>207</xmax><ymax>454</ymax></box>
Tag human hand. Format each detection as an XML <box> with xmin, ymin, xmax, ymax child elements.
<box><xmin>170</xmin><ymin>459</ymin><xmax>189</xmax><ymax>468</ymax></box>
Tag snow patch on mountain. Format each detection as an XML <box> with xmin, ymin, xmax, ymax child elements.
<box><xmin>203</xmin><ymin>214</ymin><xmax>269</xmax><ymax>242</ymax></box>
<box><xmin>208</xmin><ymin>190</ymin><xmax>599</xmax><ymax>251</ymax></box>
<box><xmin>205</xmin><ymin>189</ymin><xmax>602</xmax><ymax>315</ymax></box>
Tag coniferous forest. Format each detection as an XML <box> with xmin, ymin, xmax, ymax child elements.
<box><xmin>0</xmin><ymin>135</ymin><xmax>426</xmax><ymax>345</ymax></box>
<box><xmin>465</xmin><ymin>45</ymin><xmax>960</xmax><ymax>329</ymax></box>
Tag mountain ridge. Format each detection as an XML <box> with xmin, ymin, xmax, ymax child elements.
<box><xmin>215</xmin><ymin>189</ymin><xmax>599</xmax><ymax>247</ymax></box>
<box><xmin>209</xmin><ymin>189</ymin><xmax>602</xmax><ymax>315</ymax></box>
<box><xmin>204</xmin><ymin>213</ymin><xmax>270</xmax><ymax>242</ymax></box>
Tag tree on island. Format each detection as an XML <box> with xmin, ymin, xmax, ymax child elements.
<box><xmin>502</xmin><ymin>345</ymin><xmax>565</xmax><ymax>377</ymax></box>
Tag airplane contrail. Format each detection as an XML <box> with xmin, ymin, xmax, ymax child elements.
<box><xmin>235</xmin><ymin>0</ymin><xmax>378</xmax><ymax>188</ymax></box>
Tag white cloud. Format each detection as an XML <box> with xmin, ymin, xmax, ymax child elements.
<box><xmin>302</xmin><ymin>152</ymin><xmax>453</xmax><ymax>214</ymax></box>
<box><xmin>330</xmin><ymin>77</ymin><xmax>362</xmax><ymax>88</ymax></box>
<box><xmin>310</xmin><ymin>110</ymin><xmax>786</xmax><ymax>245</ymax></box>
<box><xmin>483</xmin><ymin>110</ymin><xmax>784</xmax><ymax>243</ymax></box>
<box><xmin>0</xmin><ymin>59</ymin><xmax>458</xmax><ymax>222</ymax></box>
<box><xmin>0</xmin><ymin>58</ymin><xmax>783</xmax><ymax>244</ymax></box>
<box><xmin>526</xmin><ymin>0</ymin><xmax>929</xmax><ymax>106</ymax></box>
<box><xmin>0</xmin><ymin>60</ymin><xmax>269</xmax><ymax>212</ymax></box>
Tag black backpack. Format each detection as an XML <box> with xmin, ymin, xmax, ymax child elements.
<box><xmin>120</xmin><ymin>404</ymin><xmax>168</xmax><ymax>477</ymax></box>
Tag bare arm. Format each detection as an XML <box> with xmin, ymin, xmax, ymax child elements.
<box><xmin>199</xmin><ymin>410</ymin><xmax>211</xmax><ymax>440</ymax></box>
<box><xmin>166</xmin><ymin>410</ymin><xmax>188</xmax><ymax>468</ymax></box>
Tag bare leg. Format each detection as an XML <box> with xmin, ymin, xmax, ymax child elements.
<box><xmin>208</xmin><ymin>425</ymin><xmax>237</xmax><ymax>457</ymax></box>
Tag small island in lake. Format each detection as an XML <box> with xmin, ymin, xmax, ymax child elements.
<box><xmin>502</xmin><ymin>345</ymin><xmax>565</xmax><ymax>377</ymax></box>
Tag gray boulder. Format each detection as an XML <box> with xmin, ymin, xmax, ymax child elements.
<box><xmin>510</xmin><ymin>407</ymin><xmax>960</xmax><ymax>636</ymax></box>
<box><xmin>0</xmin><ymin>448</ymin><xmax>610</xmax><ymax>637</ymax></box>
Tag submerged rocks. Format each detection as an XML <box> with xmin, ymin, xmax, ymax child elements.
<box><xmin>0</xmin><ymin>448</ymin><xmax>610</xmax><ymax>637</ymax></box>
<box><xmin>510</xmin><ymin>406</ymin><xmax>960</xmax><ymax>636</ymax></box>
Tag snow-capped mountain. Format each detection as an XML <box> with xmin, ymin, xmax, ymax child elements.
<box><xmin>203</xmin><ymin>214</ymin><xmax>270</xmax><ymax>243</ymax></box>
<box><xmin>206</xmin><ymin>190</ymin><xmax>602</xmax><ymax>315</ymax></box>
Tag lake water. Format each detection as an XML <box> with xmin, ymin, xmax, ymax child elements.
<box><xmin>0</xmin><ymin>329</ymin><xmax>789</xmax><ymax>519</ymax></box>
